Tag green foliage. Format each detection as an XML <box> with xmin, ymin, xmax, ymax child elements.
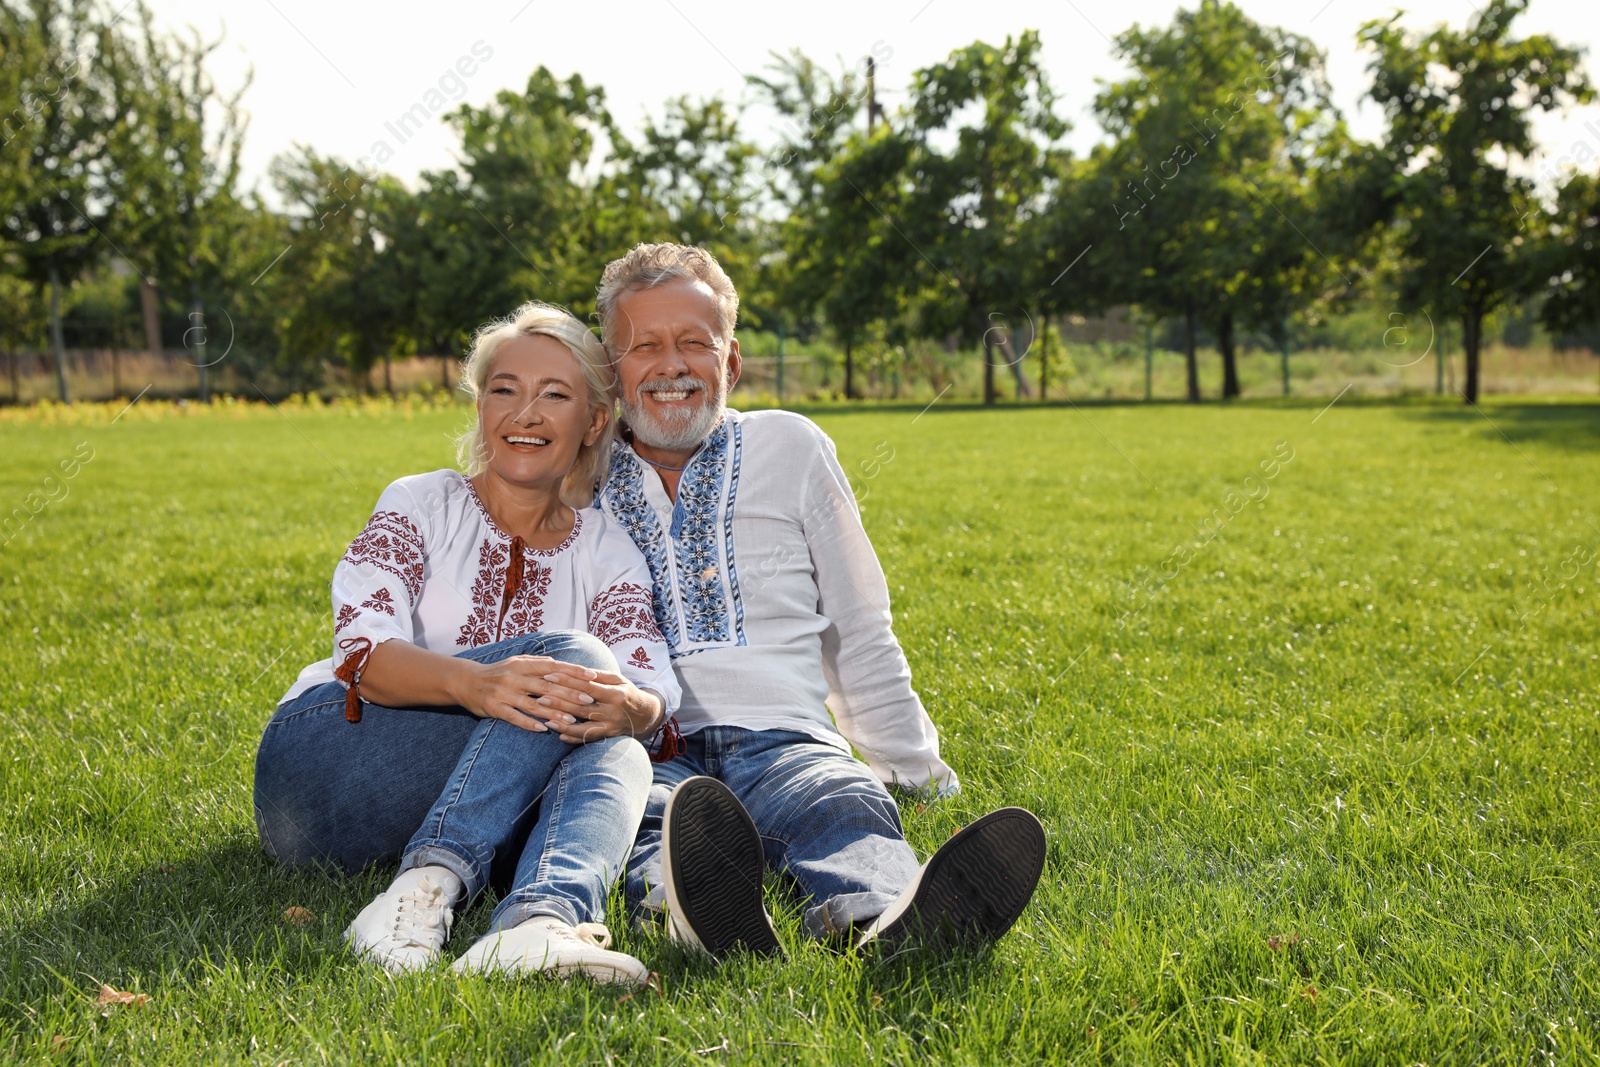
<box><xmin>1089</xmin><ymin>1</ymin><xmax>1339</xmax><ymax>400</ymax></box>
<box><xmin>1536</xmin><ymin>171</ymin><xmax>1600</xmax><ymax>335</ymax></box>
<box><xmin>1358</xmin><ymin>0</ymin><xmax>1593</xmax><ymax>401</ymax></box>
<box><xmin>2</xmin><ymin>1</ymin><xmax>1598</xmax><ymax>406</ymax></box>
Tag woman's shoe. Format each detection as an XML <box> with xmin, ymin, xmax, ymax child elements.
<box><xmin>452</xmin><ymin>918</ymin><xmax>649</xmax><ymax>988</ymax></box>
<box><xmin>343</xmin><ymin>873</ymin><xmax>455</xmax><ymax>973</ymax></box>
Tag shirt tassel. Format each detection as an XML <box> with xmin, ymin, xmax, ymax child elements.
<box><xmin>495</xmin><ymin>536</ymin><xmax>526</xmax><ymax>641</ymax></box>
<box><xmin>651</xmin><ymin>716</ymin><xmax>684</xmax><ymax>764</ymax></box>
<box><xmin>334</xmin><ymin>636</ymin><xmax>374</xmax><ymax>723</ymax></box>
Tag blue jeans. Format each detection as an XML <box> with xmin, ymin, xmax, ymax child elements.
<box><xmin>253</xmin><ymin>631</ymin><xmax>651</xmax><ymax>931</ymax></box>
<box><xmin>625</xmin><ymin>726</ymin><xmax>921</xmax><ymax>939</ymax></box>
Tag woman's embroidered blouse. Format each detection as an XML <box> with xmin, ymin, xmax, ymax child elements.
<box><xmin>279</xmin><ymin>470</ymin><xmax>681</xmax><ymax>725</ymax></box>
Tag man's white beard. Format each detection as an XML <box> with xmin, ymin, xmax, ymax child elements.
<box><xmin>622</xmin><ymin>376</ymin><xmax>727</xmax><ymax>452</ymax></box>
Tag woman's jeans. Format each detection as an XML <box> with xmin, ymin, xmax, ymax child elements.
<box><xmin>253</xmin><ymin>631</ymin><xmax>651</xmax><ymax>932</ymax></box>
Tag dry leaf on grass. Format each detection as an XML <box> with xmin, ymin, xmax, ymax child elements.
<box><xmin>615</xmin><ymin>972</ymin><xmax>666</xmax><ymax>1004</ymax></box>
<box><xmin>282</xmin><ymin>906</ymin><xmax>315</xmax><ymax>925</ymax></box>
<box><xmin>50</xmin><ymin>1035</ymin><xmax>71</xmax><ymax>1054</ymax></box>
<box><xmin>95</xmin><ymin>985</ymin><xmax>149</xmax><ymax>1013</ymax></box>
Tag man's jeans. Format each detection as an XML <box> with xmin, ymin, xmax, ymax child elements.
<box><xmin>625</xmin><ymin>726</ymin><xmax>922</xmax><ymax>939</ymax></box>
<box><xmin>253</xmin><ymin>632</ymin><xmax>651</xmax><ymax>931</ymax></box>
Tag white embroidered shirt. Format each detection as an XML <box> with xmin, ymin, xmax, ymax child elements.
<box><xmin>280</xmin><ymin>469</ymin><xmax>681</xmax><ymax>717</ymax></box>
<box><xmin>595</xmin><ymin>409</ymin><xmax>957</xmax><ymax>792</ymax></box>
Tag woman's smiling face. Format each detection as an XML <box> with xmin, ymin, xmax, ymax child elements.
<box><xmin>478</xmin><ymin>334</ymin><xmax>608</xmax><ymax>491</ymax></box>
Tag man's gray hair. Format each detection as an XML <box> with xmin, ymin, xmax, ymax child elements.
<box><xmin>596</xmin><ymin>243</ymin><xmax>740</xmax><ymax>353</ymax></box>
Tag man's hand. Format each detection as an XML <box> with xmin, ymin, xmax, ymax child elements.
<box><xmin>537</xmin><ymin>665</ymin><xmax>665</xmax><ymax>743</ymax></box>
<box><xmin>455</xmin><ymin>655</ymin><xmax>600</xmax><ymax>733</ymax></box>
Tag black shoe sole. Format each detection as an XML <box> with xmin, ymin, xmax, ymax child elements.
<box><xmin>873</xmin><ymin>807</ymin><xmax>1047</xmax><ymax>951</ymax></box>
<box><xmin>662</xmin><ymin>776</ymin><xmax>782</xmax><ymax>960</ymax></box>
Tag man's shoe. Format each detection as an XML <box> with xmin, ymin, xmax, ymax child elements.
<box><xmin>661</xmin><ymin>776</ymin><xmax>782</xmax><ymax>959</ymax></box>
<box><xmin>343</xmin><ymin>874</ymin><xmax>454</xmax><ymax>973</ymax></box>
<box><xmin>856</xmin><ymin>807</ymin><xmax>1046</xmax><ymax>951</ymax></box>
<box><xmin>452</xmin><ymin>918</ymin><xmax>648</xmax><ymax>988</ymax></box>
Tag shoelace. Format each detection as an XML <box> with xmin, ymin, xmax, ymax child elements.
<box><xmin>550</xmin><ymin>922</ymin><xmax>613</xmax><ymax>950</ymax></box>
<box><xmin>391</xmin><ymin>877</ymin><xmax>451</xmax><ymax>951</ymax></box>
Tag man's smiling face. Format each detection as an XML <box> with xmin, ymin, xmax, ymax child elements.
<box><xmin>611</xmin><ymin>277</ymin><xmax>741</xmax><ymax>453</ymax></box>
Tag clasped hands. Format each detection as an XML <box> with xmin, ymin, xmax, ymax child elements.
<box><xmin>460</xmin><ymin>654</ymin><xmax>664</xmax><ymax>743</ymax></box>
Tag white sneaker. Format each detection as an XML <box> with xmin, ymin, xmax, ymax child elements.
<box><xmin>452</xmin><ymin>917</ymin><xmax>649</xmax><ymax>988</ymax></box>
<box><xmin>343</xmin><ymin>874</ymin><xmax>455</xmax><ymax>973</ymax></box>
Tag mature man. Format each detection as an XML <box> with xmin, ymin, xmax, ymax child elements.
<box><xmin>591</xmin><ymin>243</ymin><xmax>1045</xmax><ymax>957</ymax></box>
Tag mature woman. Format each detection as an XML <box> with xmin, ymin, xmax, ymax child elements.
<box><xmin>253</xmin><ymin>303</ymin><xmax>679</xmax><ymax>987</ymax></box>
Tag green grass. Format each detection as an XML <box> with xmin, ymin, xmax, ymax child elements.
<box><xmin>2</xmin><ymin>395</ymin><xmax>1597</xmax><ymax>1064</ymax></box>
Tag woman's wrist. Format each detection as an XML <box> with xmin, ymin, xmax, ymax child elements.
<box><xmin>446</xmin><ymin>657</ymin><xmax>488</xmax><ymax>715</ymax></box>
<box><xmin>634</xmin><ymin>688</ymin><xmax>667</xmax><ymax>737</ymax></box>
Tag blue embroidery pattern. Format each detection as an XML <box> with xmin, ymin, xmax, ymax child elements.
<box><xmin>599</xmin><ymin>455</ymin><xmax>681</xmax><ymax>649</ymax></box>
<box><xmin>673</xmin><ymin>422</ymin><xmax>741</xmax><ymax>645</ymax></box>
<box><xmin>599</xmin><ymin>419</ymin><xmax>746</xmax><ymax>654</ymax></box>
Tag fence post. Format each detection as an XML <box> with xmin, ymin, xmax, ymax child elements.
<box><xmin>1144</xmin><ymin>321</ymin><xmax>1153</xmax><ymax>402</ymax></box>
<box><xmin>1281</xmin><ymin>317</ymin><xmax>1290</xmax><ymax>397</ymax></box>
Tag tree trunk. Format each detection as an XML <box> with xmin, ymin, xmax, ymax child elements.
<box><xmin>383</xmin><ymin>351</ymin><xmax>393</xmax><ymax>396</ymax></box>
<box><xmin>9</xmin><ymin>349</ymin><xmax>19</xmax><ymax>404</ymax></box>
<box><xmin>441</xmin><ymin>353</ymin><xmax>451</xmax><ymax>390</ymax></box>
<box><xmin>191</xmin><ymin>288</ymin><xmax>209</xmax><ymax>403</ymax></box>
<box><xmin>48</xmin><ymin>263</ymin><xmax>70</xmax><ymax>403</ymax></box>
<box><xmin>844</xmin><ymin>338</ymin><xmax>854</xmax><ymax>400</ymax></box>
<box><xmin>1039</xmin><ymin>316</ymin><xmax>1050</xmax><ymax>400</ymax></box>
<box><xmin>1001</xmin><ymin>331</ymin><xmax>1032</xmax><ymax>398</ymax></box>
<box><xmin>982</xmin><ymin>337</ymin><xmax>996</xmax><ymax>406</ymax></box>
<box><xmin>140</xmin><ymin>276</ymin><xmax>162</xmax><ymax>367</ymax></box>
<box><xmin>1219</xmin><ymin>309</ymin><xmax>1240</xmax><ymax>400</ymax></box>
<box><xmin>1462</xmin><ymin>309</ymin><xmax>1482</xmax><ymax>404</ymax></box>
<box><xmin>1183</xmin><ymin>305</ymin><xmax>1200</xmax><ymax>404</ymax></box>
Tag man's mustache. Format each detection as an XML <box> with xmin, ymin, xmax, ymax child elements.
<box><xmin>634</xmin><ymin>378</ymin><xmax>708</xmax><ymax>398</ymax></box>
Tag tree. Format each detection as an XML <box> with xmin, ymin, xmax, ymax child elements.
<box><xmin>1535</xmin><ymin>171</ymin><xmax>1600</xmax><ymax>340</ymax></box>
<box><xmin>796</xmin><ymin>130</ymin><xmax>917</xmax><ymax>398</ymax></box>
<box><xmin>271</xmin><ymin>149</ymin><xmax>424</xmax><ymax>390</ymax></box>
<box><xmin>901</xmin><ymin>31</ymin><xmax>1068</xmax><ymax>405</ymax></box>
<box><xmin>747</xmin><ymin>49</ymin><xmax>871</xmax><ymax>345</ymax></box>
<box><xmin>1092</xmin><ymin>1</ymin><xmax>1335</xmax><ymax>401</ymax></box>
<box><xmin>1360</xmin><ymin>0</ymin><xmax>1591</xmax><ymax>403</ymax></box>
<box><xmin>440</xmin><ymin>67</ymin><xmax>618</xmax><ymax>321</ymax></box>
<box><xmin>103</xmin><ymin>0</ymin><xmax>248</xmax><ymax>400</ymax></box>
<box><xmin>0</xmin><ymin>0</ymin><xmax>113</xmax><ymax>402</ymax></box>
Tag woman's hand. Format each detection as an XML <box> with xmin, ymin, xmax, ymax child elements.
<box><xmin>537</xmin><ymin>666</ymin><xmax>664</xmax><ymax>744</ymax></box>
<box><xmin>454</xmin><ymin>655</ymin><xmax>603</xmax><ymax>733</ymax></box>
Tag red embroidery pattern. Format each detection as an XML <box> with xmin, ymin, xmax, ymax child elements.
<box><xmin>503</xmin><ymin>559</ymin><xmax>552</xmax><ymax>638</ymax></box>
<box><xmin>627</xmin><ymin>646</ymin><xmax>653</xmax><ymax>671</ymax></box>
<box><xmin>588</xmin><ymin>582</ymin><xmax>665</xmax><ymax>647</ymax></box>
<box><xmin>457</xmin><ymin>538</ymin><xmax>552</xmax><ymax>647</ymax></box>
<box><xmin>360</xmin><ymin>587</ymin><xmax>397</xmax><ymax>616</ymax></box>
<box><xmin>334</xmin><ymin>602</ymin><xmax>361</xmax><ymax>633</ymax></box>
<box><xmin>343</xmin><ymin>511</ymin><xmax>425</xmax><ymax>601</ymax></box>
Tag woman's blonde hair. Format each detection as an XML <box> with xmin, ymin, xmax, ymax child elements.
<box><xmin>456</xmin><ymin>302</ymin><xmax>616</xmax><ymax>507</ymax></box>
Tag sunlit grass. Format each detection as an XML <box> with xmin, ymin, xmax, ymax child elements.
<box><xmin>2</xmin><ymin>396</ymin><xmax>1596</xmax><ymax>1064</ymax></box>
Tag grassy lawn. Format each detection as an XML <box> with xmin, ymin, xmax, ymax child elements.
<box><xmin>2</xmin><ymin>395</ymin><xmax>1597</xmax><ymax>1064</ymax></box>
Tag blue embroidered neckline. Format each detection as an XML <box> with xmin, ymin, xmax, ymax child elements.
<box><xmin>600</xmin><ymin>419</ymin><xmax>746</xmax><ymax>655</ymax></box>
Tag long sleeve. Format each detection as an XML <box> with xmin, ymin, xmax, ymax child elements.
<box><xmin>587</xmin><ymin>525</ymin><xmax>682</xmax><ymax>716</ymax></box>
<box><xmin>804</xmin><ymin>433</ymin><xmax>959</xmax><ymax>794</ymax></box>
<box><xmin>329</xmin><ymin>482</ymin><xmax>428</xmax><ymax>687</ymax></box>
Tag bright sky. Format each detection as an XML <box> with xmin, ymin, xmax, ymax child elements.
<box><xmin>141</xmin><ymin>0</ymin><xmax>1600</xmax><ymax>199</ymax></box>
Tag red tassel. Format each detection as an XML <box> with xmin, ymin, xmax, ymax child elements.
<box><xmin>496</xmin><ymin>536</ymin><xmax>525</xmax><ymax>641</ymax></box>
<box><xmin>650</xmin><ymin>717</ymin><xmax>684</xmax><ymax>764</ymax></box>
<box><xmin>333</xmin><ymin>636</ymin><xmax>374</xmax><ymax>723</ymax></box>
